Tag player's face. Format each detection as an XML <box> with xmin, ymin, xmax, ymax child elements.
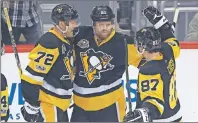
<box><xmin>142</xmin><ymin>51</ymin><xmax>150</xmax><ymax>60</ymax></box>
<box><xmin>137</xmin><ymin>46</ymin><xmax>150</xmax><ymax>60</ymax></box>
<box><xmin>136</xmin><ymin>45</ymin><xmax>152</xmax><ymax>61</ymax></box>
<box><xmin>94</xmin><ymin>21</ymin><xmax>114</xmax><ymax>40</ymax></box>
<box><xmin>135</xmin><ymin>41</ymin><xmax>146</xmax><ymax>56</ymax></box>
<box><xmin>59</xmin><ymin>19</ymin><xmax>80</xmax><ymax>38</ymax></box>
<box><xmin>65</xmin><ymin>19</ymin><xmax>80</xmax><ymax>38</ymax></box>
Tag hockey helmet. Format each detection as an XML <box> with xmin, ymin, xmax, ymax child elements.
<box><xmin>51</xmin><ymin>4</ymin><xmax>79</xmax><ymax>25</ymax></box>
<box><xmin>90</xmin><ymin>5</ymin><xmax>115</xmax><ymax>22</ymax></box>
<box><xmin>135</xmin><ymin>26</ymin><xmax>161</xmax><ymax>53</ymax></box>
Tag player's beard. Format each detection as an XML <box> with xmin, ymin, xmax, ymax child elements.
<box><xmin>96</xmin><ymin>29</ymin><xmax>112</xmax><ymax>41</ymax></box>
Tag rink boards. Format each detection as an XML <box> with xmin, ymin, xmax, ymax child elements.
<box><xmin>1</xmin><ymin>45</ymin><xmax>198</xmax><ymax>122</ymax></box>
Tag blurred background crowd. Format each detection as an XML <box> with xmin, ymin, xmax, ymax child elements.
<box><xmin>1</xmin><ymin>0</ymin><xmax>198</xmax><ymax>45</ymax></box>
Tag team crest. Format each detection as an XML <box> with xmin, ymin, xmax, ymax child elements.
<box><xmin>77</xmin><ymin>39</ymin><xmax>89</xmax><ymax>49</ymax></box>
<box><xmin>57</xmin><ymin>7</ymin><xmax>63</xmax><ymax>13</ymax></box>
<box><xmin>79</xmin><ymin>48</ymin><xmax>114</xmax><ymax>84</ymax></box>
<box><xmin>61</xmin><ymin>50</ymin><xmax>75</xmax><ymax>81</ymax></box>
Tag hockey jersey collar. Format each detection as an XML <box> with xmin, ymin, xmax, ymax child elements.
<box><xmin>94</xmin><ymin>29</ymin><xmax>116</xmax><ymax>47</ymax></box>
<box><xmin>49</xmin><ymin>28</ymin><xmax>70</xmax><ymax>45</ymax></box>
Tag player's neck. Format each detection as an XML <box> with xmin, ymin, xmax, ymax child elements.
<box><xmin>146</xmin><ymin>52</ymin><xmax>160</xmax><ymax>61</ymax></box>
<box><xmin>95</xmin><ymin>37</ymin><xmax>103</xmax><ymax>44</ymax></box>
<box><xmin>54</xmin><ymin>26</ymin><xmax>65</xmax><ymax>38</ymax></box>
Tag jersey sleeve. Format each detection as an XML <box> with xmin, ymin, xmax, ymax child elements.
<box><xmin>163</xmin><ymin>38</ymin><xmax>180</xmax><ymax>59</ymax></box>
<box><xmin>1</xmin><ymin>74</ymin><xmax>9</xmax><ymax>121</ymax></box>
<box><xmin>159</xmin><ymin>26</ymin><xmax>180</xmax><ymax>59</ymax></box>
<box><xmin>21</xmin><ymin>33</ymin><xmax>60</xmax><ymax>105</ymax></box>
<box><xmin>138</xmin><ymin>62</ymin><xmax>165</xmax><ymax>118</ymax></box>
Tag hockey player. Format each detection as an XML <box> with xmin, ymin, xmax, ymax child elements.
<box><xmin>1</xmin><ymin>42</ymin><xmax>9</xmax><ymax>122</ymax></box>
<box><xmin>123</xmin><ymin>6</ymin><xmax>182</xmax><ymax>122</ymax></box>
<box><xmin>70</xmin><ymin>5</ymin><xmax>141</xmax><ymax>122</ymax></box>
<box><xmin>20</xmin><ymin>4</ymin><xmax>79</xmax><ymax>122</ymax></box>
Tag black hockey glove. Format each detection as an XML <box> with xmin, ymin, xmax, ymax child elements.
<box><xmin>21</xmin><ymin>101</ymin><xmax>44</xmax><ymax>122</ymax></box>
<box><xmin>142</xmin><ymin>6</ymin><xmax>176</xmax><ymax>34</ymax></box>
<box><xmin>123</xmin><ymin>108</ymin><xmax>152</xmax><ymax>122</ymax></box>
<box><xmin>142</xmin><ymin>6</ymin><xmax>168</xmax><ymax>29</ymax></box>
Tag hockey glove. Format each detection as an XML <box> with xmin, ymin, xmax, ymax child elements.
<box><xmin>21</xmin><ymin>101</ymin><xmax>44</xmax><ymax>122</ymax></box>
<box><xmin>142</xmin><ymin>6</ymin><xmax>168</xmax><ymax>29</ymax></box>
<box><xmin>1</xmin><ymin>109</ymin><xmax>9</xmax><ymax>122</ymax></box>
<box><xmin>123</xmin><ymin>108</ymin><xmax>151</xmax><ymax>122</ymax></box>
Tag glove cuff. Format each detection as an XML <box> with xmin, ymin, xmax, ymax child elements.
<box><xmin>154</xmin><ymin>16</ymin><xmax>168</xmax><ymax>29</ymax></box>
<box><xmin>24</xmin><ymin>101</ymin><xmax>40</xmax><ymax>114</ymax></box>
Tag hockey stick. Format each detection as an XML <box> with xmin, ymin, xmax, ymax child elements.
<box><xmin>128</xmin><ymin>1</ymin><xmax>133</xmax><ymax>36</ymax></box>
<box><xmin>3</xmin><ymin>7</ymin><xmax>22</xmax><ymax>76</ymax></box>
<box><xmin>172</xmin><ymin>7</ymin><xmax>180</xmax><ymax>28</ymax></box>
<box><xmin>124</xmin><ymin>1</ymin><xmax>134</xmax><ymax>113</ymax></box>
<box><xmin>124</xmin><ymin>38</ymin><xmax>133</xmax><ymax>112</ymax></box>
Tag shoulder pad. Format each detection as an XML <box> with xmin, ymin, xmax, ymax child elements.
<box><xmin>161</xmin><ymin>42</ymin><xmax>174</xmax><ymax>57</ymax></box>
<box><xmin>115</xmin><ymin>33</ymin><xmax>134</xmax><ymax>44</ymax></box>
<box><xmin>78</xmin><ymin>26</ymin><xmax>93</xmax><ymax>34</ymax></box>
<box><xmin>113</xmin><ymin>33</ymin><xmax>134</xmax><ymax>44</ymax></box>
<box><xmin>125</xmin><ymin>35</ymin><xmax>134</xmax><ymax>44</ymax></box>
<box><xmin>74</xmin><ymin>26</ymin><xmax>93</xmax><ymax>44</ymax></box>
<box><xmin>139</xmin><ymin>61</ymin><xmax>161</xmax><ymax>75</ymax></box>
<box><xmin>37</xmin><ymin>32</ymin><xmax>59</xmax><ymax>49</ymax></box>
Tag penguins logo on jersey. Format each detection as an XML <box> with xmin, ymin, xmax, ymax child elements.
<box><xmin>61</xmin><ymin>49</ymin><xmax>76</xmax><ymax>81</ymax></box>
<box><xmin>79</xmin><ymin>48</ymin><xmax>114</xmax><ymax>84</ymax></box>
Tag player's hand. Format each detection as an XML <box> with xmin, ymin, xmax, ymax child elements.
<box><xmin>123</xmin><ymin>108</ymin><xmax>151</xmax><ymax>122</ymax></box>
<box><xmin>21</xmin><ymin>101</ymin><xmax>44</xmax><ymax>122</ymax></box>
<box><xmin>1</xmin><ymin>109</ymin><xmax>9</xmax><ymax>122</ymax></box>
<box><xmin>142</xmin><ymin>6</ymin><xmax>168</xmax><ymax>29</ymax></box>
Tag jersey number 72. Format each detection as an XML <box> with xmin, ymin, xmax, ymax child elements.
<box><xmin>34</xmin><ymin>51</ymin><xmax>54</xmax><ymax>65</ymax></box>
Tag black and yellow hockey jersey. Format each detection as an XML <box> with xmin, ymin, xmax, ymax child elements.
<box><xmin>73</xmin><ymin>26</ymin><xmax>141</xmax><ymax>113</ymax></box>
<box><xmin>21</xmin><ymin>28</ymin><xmax>75</xmax><ymax>111</ymax></box>
<box><xmin>136</xmin><ymin>29</ymin><xmax>181</xmax><ymax>122</ymax></box>
<box><xmin>1</xmin><ymin>73</ymin><xmax>9</xmax><ymax>122</ymax></box>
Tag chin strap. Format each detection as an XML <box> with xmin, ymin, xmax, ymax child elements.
<box><xmin>56</xmin><ymin>25</ymin><xmax>68</xmax><ymax>38</ymax></box>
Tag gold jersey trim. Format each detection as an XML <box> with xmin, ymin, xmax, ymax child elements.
<box><xmin>94</xmin><ymin>29</ymin><xmax>116</xmax><ymax>47</ymax></box>
<box><xmin>146</xmin><ymin>99</ymin><xmax>164</xmax><ymax>115</ymax></box>
<box><xmin>39</xmin><ymin>90</ymin><xmax>71</xmax><ymax>111</ymax></box>
<box><xmin>21</xmin><ymin>69</ymin><xmax>44</xmax><ymax>85</ymax></box>
<box><xmin>73</xmin><ymin>86</ymin><xmax>125</xmax><ymax>111</ymax></box>
<box><xmin>49</xmin><ymin>28</ymin><xmax>70</xmax><ymax>45</ymax></box>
